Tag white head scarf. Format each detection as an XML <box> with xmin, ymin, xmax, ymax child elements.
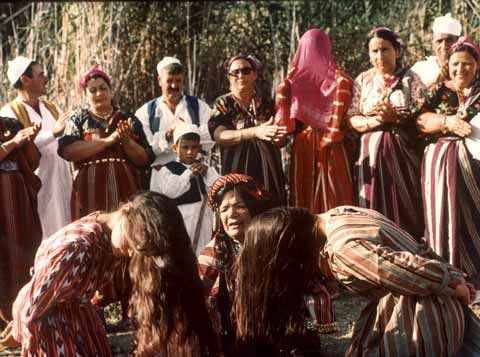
<box><xmin>156</xmin><ymin>56</ymin><xmax>182</xmax><ymax>75</ymax></box>
<box><xmin>7</xmin><ymin>56</ymin><xmax>33</xmax><ymax>86</ymax></box>
<box><xmin>432</xmin><ymin>13</ymin><xmax>462</xmax><ymax>36</ymax></box>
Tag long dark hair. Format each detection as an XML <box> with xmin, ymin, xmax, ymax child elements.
<box><xmin>234</xmin><ymin>207</ymin><xmax>323</xmax><ymax>354</ymax></box>
<box><xmin>124</xmin><ymin>191</ymin><xmax>219</xmax><ymax>356</ymax></box>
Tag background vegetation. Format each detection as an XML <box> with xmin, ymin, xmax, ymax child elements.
<box><xmin>0</xmin><ymin>1</ymin><xmax>478</xmax><ymax>111</ymax></box>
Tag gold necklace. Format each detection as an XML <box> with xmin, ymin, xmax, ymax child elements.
<box><xmin>92</xmin><ymin>107</ymin><xmax>114</xmax><ymax>121</ymax></box>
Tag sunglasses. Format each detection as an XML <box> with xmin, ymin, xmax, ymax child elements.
<box><xmin>228</xmin><ymin>67</ymin><xmax>254</xmax><ymax>77</ymax></box>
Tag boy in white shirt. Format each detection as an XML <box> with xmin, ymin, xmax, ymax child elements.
<box><xmin>151</xmin><ymin>123</ymin><xmax>219</xmax><ymax>255</ymax></box>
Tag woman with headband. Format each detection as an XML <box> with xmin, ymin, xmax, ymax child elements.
<box><xmin>0</xmin><ymin>192</ymin><xmax>219</xmax><ymax>356</ymax></box>
<box><xmin>276</xmin><ymin>28</ymin><xmax>355</xmax><ymax>213</ymax></box>
<box><xmin>347</xmin><ymin>27</ymin><xmax>425</xmax><ymax>238</ymax></box>
<box><xmin>208</xmin><ymin>54</ymin><xmax>287</xmax><ymax>207</ymax></box>
<box><xmin>57</xmin><ymin>65</ymin><xmax>154</xmax><ymax>330</ymax></box>
<box><xmin>418</xmin><ymin>37</ymin><xmax>480</xmax><ymax>289</ymax></box>
<box><xmin>198</xmin><ymin>173</ymin><xmax>273</xmax><ymax>356</ymax></box>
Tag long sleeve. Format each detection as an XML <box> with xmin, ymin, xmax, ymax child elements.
<box><xmin>346</xmin><ymin>72</ymin><xmax>364</xmax><ymax>118</ymax></box>
<box><xmin>135</xmin><ymin>100</ymin><xmax>168</xmax><ymax>158</ymax></box>
<box><xmin>197</xmin><ymin>240</ymin><xmax>220</xmax><ymax>299</ymax></box>
<box><xmin>12</xmin><ymin>241</ymin><xmax>95</xmax><ymax>346</ymax></box>
<box><xmin>321</xmin><ymin>70</ymin><xmax>353</xmax><ymax>146</ymax></box>
<box><xmin>198</xmin><ymin>100</ymin><xmax>214</xmax><ymax>150</ymax></box>
<box><xmin>330</xmin><ymin>237</ymin><xmax>460</xmax><ymax>299</ymax></box>
<box><xmin>150</xmin><ymin>166</ymin><xmax>193</xmax><ymax>198</ymax></box>
<box><xmin>203</xmin><ymin>166</ymin><xmax>220</xmax><ymax>188</ymax></box>
<box><xmin>34</xmin><ymin>130</ymin><xmax>56</xmax><ymax>149</ymax></box>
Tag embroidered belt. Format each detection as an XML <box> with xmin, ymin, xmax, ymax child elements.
<box><xmin>0</xmin><ymin>160</ymin><xmax>18</xmax><ymax>171</ymax></box>
<box><xmin>81</xmin><ymin>157</ymin><xmax>126</xmax><ymax>167</ymax></box>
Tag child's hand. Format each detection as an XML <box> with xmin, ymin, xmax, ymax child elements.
<box><xmin>191</xmin><ymin>162</ymin><xmax>207</xmax><ymax>176</ymax></box>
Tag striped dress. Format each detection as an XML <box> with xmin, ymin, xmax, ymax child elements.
<box><xmin>289</xmin><ymin>69</ymin><xmax>355</xmax><ymax>213</ymax></box>
<box><xmin>347</xmin><ymin>68</ymin><xmax>425</xmax><ymax>238</ymax></box>
<box><xmin>421</xmin><ymin>82</ymin><xmax>480</xmax><ymax>283</ymax></box>
<box><xmin>0</xmin><ymin>117</ymin><xmax>42</xmax><ymax>322</ymax></box>
<box><xmin>321</xmin><ymin>205</ymin><xmax>479</xmax><ymax>357</ymax></box>
<box><xmin>11</xmin><ymin>213</ymin><xmax>118</xmax><ymax>356</ymax></box>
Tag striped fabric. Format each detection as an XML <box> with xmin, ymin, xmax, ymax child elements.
<box><xmin>0</xmin><ymin>117</ymin><xmax>42</xmax><ymax>322</ymax></box>
<box><xmin>321</xmin><ymin>206</ymin><xmax>471</xmax><ymax>357</ymax></box>
<box><xmin>290</xmin><ymin>70</ymin><xmax>354</xmax><ymax>213</ymax></box>
<box><xmin>422</xmin><ymin>137</ymin><xmax>480</xmax><ymax>281</ymax></box>
<box><xmin>12</xmin><ymin>213</ymin><xmax>117</xmax><ymax>356</ymax></box>
<box><xmin>348</xmin><ymin>68</ymin><xmax>425</xmax><ymax>238</ymax></box>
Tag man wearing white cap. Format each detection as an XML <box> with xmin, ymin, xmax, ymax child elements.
<box><xmin>411</xmin><ymin>13</ymin><xmax>462</xmax><ymax>87</ymax></box>
<box><xmin>0</xmin><ymin>56</ymin><xmax>72</xmax><ymax>238</ymax></box>
<box><xmin>135</xmin><ymin>56</ymin><xmax>213</xmax><ymax>173</ymax></box>
<box><xmin>150</xmin><ymin>122</ymin><xmax>219</xmax><ymax>255</ymax></box>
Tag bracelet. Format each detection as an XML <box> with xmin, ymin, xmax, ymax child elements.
<box><xmin>365</xmin><ymin>117</ymin><xmax>371</xmax><ymax>130</ymax></box>
<box><xmin>441</xmin><ymin>115</ymin><xmax>448</xmax><ymax>135</ymax></box>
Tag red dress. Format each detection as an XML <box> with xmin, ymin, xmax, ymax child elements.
<box><xmin>0</xmin><ymin>117</ymin><xmax>42</xmax><ymax>322</ymax></box>
<box><xmin>12</xmin><ymin>213</ymin><xmax>118</xmax><ymax>356</ymax></box>
<box><xmin>283</xmin><ymin>70</ymin><xmax>355</xmax><ymax>213</ymax></box>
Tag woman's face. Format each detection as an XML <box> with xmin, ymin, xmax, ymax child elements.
<box><xmin>85</xmin><ymin>77</ymin><xmax>113</xmax><ymax>111</ymax></box>
<box><xmin>219</xmin><ymin>190</ymin><xmax>252</xmax><ymax>241</ymax></box>
<box><xmin>449</xmin><ymin>50</ymin><xmax>478</xmax><ymax>90</ymax></box>
<box><xmin>228</xmin><ymin>58</ymin><xmax>257</xmax><ymax>94</ymax></box>
<box><xmin>368</xmin><ymin>37</ymin><xmax>398</xmax><ymax>75</ymax></box>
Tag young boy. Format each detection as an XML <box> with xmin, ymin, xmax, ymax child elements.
<box><xmin>151</xmin><ymin>123</ymin><xmax>219</xmax><ymax>255</ymax></box>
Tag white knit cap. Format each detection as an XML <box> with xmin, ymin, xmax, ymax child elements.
<box><xmin>157</xmin><ymin>56</ymin><xmax>182</xmax><ymax>75</ymax></box>
<box><xmin>432</xmin><ymin>13</ymin><xmax>462</xmax><ymax>36</ymax></box>
<box><xmin>7</xmin><ymin>56</ymin><xmax>33</xmax><ymax>86</ymax></box>
<box><xmin>173</xmin><ymin>122</ymin><xmax>200</xmax><ymax>144</ymax></box>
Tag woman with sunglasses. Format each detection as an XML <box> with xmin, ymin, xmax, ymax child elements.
<box><xmin>346</xmin><ymin>27</ymin><xmax>425</xmax><ymax>238</ymax></box>
<box><xmin>208</xmin><ymin>54</ymin><xmax>287</xmax><ymax>206</ymax></box>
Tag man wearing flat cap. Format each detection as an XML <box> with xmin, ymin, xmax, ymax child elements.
<box><xmin>135</xmin><ymin>57</ymin><xmax>213</xmax><ymax>184</ymax></box>
<box><xmin>411</xmin><ymin>13</ymin><xmax>462</xmax><ymax>87</ymax></box>
<box><xmin>0</xmin><ymin>56</ymin><xmax>72</xmax><ymax>239</ymax></box>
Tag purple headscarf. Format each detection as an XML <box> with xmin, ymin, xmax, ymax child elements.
<box><xmin>79</xmin><ymin>65</ymin><xmax>112</xmax><ymax>89</ymax></box>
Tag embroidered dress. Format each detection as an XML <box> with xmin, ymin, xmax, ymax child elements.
<box><xmin>208</xmin><ymin>94</ymin><xmax>287</xmax><ymax>206</ymax></box>
<box><xmin>347</xmin><ymin>68</ymin><xmax>425</xmax><ymax>238</ymax></box>
<box><xmin>58</xmin><ymin>108</ymin><xmax>153</xmax><ymax>220</ymax></box>
<box><xmin>11</xmin><ymin>213</ymin><xmax>117</xmax><ymax>356</ymax></box>
<box><xmin>321</xmin><ymin>206</ymin><xmax>480</xmax><ymax>357</ymax></box>
<box><xmin>421</xmin><ymin>81</ymin><xmax>480</xmax><ymax>282</ymax></box>
<box><xmin>0</xmin><ymin>117</ymin><xmax>42</xmax><ymax>321</ymax></box>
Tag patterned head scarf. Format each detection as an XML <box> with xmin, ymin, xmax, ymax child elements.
<box><xmin>79</xmin><ymin>65</ymin><xmax>112</xmax><ymax>89</ymax></box>
<box><xmin>207</xmin><ymin>173</ymin><xmax>268</xmax><ymax>211</ymax></box>
<box><xmin>223</xmin><ymin>53</ymin><xmax>263</xmax><ymax>74</ymax></box>
<box><xmin>451</xmin><ymin>36</ymin><xmax>480</xmax><ymax>60</ymax></box>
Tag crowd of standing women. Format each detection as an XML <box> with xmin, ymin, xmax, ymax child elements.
<box><xmin>2</xmin><ymin>10</ymin><xmax>480</xmax><ymax>357</ymax></box>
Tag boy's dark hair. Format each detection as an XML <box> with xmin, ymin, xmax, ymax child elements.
<box><xmin>162</xmin><ymin>63</ymin><xmax>184</xmax><ymax>76</ymax></box>
<box><xmin>177</xmin><ymin>132</ymin><xmax>200</xmax><ymax>143</ymax></box>
<box><xmin>13</xmin><ymin>60</ymin><xmax>39</xmax><ymax>89</ymax></box>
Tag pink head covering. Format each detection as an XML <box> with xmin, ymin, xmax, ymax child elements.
<box><xmin>79</xmin><ymin>65</ymin><xmax>112</xmax><ymax>89</ymax></box>
<box><xmin>288</xmin><ymin>28</ymin><xmax>338</xmax><ymax>129</ymax></box>
<box><xmin>451</xmin><ymin>36</ymin><xmax>480</xmax><ymax>60</ymax></box>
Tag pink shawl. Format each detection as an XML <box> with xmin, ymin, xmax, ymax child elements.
<box><xmin>287</xmin><ymin>28</ymin><xmax>338</xmax><ymax>129</ymax></box>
